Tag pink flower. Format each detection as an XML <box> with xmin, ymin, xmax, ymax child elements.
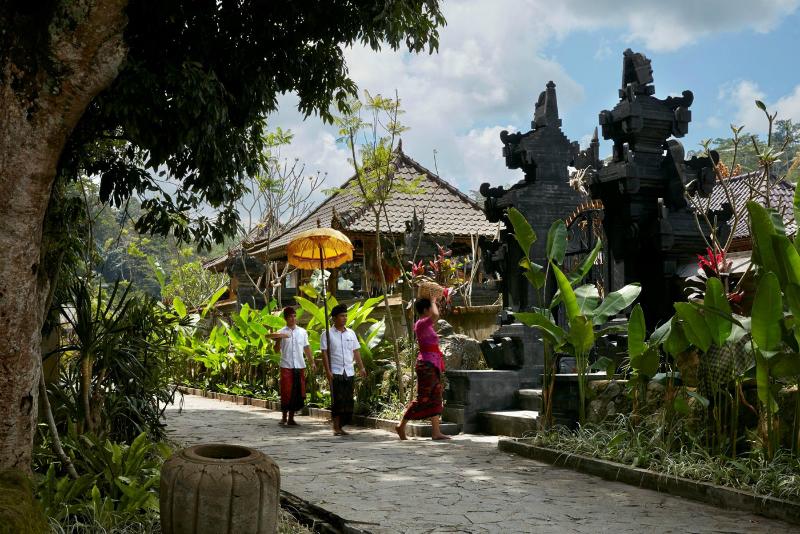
<box><xmin>408</xmin><ymin>260</ymin><xmax>425</xmax><ymax>277</ymax></box>
<box><xmin>441</xmin><ymin>287</ymin><xmax>452</xmax><ymax>303</ymax></box>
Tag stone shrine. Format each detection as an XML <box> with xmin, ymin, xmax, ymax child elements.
<box><xmin>584</xmin><ymin>48</ymin><xmax>726</xmax><ymax>325</ymax></box>
<box><xmin>444</xmin><ymin>80</ymin><xmax>584</xmax><ymax>433</ymax></box>
<box><xmin>444</xmin><ymin>49</ymin><xmax>727</xmax><ymax>434</ymax></box>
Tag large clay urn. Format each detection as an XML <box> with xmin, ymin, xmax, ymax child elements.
<box><xmin>160</xmin><ymin>443</ymin><xmax>280</xmax><ymax>534</ymax></box>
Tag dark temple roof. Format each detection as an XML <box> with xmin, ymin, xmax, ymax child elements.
<box><xmin>701</xmin><ymin>172</ymin><xmax>796</xmax><ymax>240</ymax></box>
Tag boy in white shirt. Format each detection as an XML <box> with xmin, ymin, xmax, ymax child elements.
<box><xmin>320</xmin><ymin>304</ymin><xmax>366</xmax><ymax>435</ymax></box>
<box><xmin>273</xmin><ymin>306</ymin><xmax>315</xmax><ymax>426</ymax></box>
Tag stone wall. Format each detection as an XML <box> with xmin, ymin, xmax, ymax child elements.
<box><xmin>439</xmin><ymin>321</ymin><xmax>486</xmax><ymax>371</ymax></box>
<box><xmin>584</xmin><ymin>379</ymin><xmax>673</xmax><ymax>425</ymax></box>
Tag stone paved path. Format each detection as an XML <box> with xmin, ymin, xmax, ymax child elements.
<box><xmin>165</xmin><ymin>395</ymin><xmax>797</xmax><ymax>534</ymax></box>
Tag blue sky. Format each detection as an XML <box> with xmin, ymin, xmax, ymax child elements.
<box><xmin>268</xmin><ymin>1</ymin><xmax>800</xmax><ymax>197</ymax></box>
<box><xmin>549</xmin><ymin>8</ymin><xmax>800</xmax><ymax>154</ymax></box>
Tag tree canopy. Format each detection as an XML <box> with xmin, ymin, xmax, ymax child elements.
<box><xmin>35</xmin><ymin>1</ymin><xmax>445</xmax><ymax>249</ymax></box>
<box><xmin>700</xmin><ymin>119</ymin><xmax>800</xmax><ymax>182</ymax></box>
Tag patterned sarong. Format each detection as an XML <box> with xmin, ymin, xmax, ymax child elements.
<box><xmin>331</xmin><ymin>374</ymin><xmax>354</xmax><ymax>426</ymax></box>
<box><xmin>280</xmin><ymin>368</ymin><xmax>306</xmax><ymax>412</ymax></box>
<box><xmin>402</xmin><ymin>361</ymin><xmax>443</xmax><ymax>420</ymax></box>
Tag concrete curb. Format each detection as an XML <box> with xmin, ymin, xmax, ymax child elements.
<box><xmin>176</xmin><ymin>386</ymin><xmax>459</xmax><ymax>437</ymax></box>
<box><xmin>498</xmin><ymin>438</ymin><xmax>800</xmax><ymax>526</ymax></box>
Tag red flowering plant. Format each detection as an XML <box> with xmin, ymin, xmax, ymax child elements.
<box><xmin>697</xmin><ymin>247</ymin><xmax>731</xmax><ymax>277</ymax></box>
<box><xmin>686</xmin><ymin>245</ymin><xmax>743</xmax><ymax>311</ymax></box>
<box><xmin>406</xmin><ymin>244</ymin><xmax>464</xmax><ymax>315</ymax></box>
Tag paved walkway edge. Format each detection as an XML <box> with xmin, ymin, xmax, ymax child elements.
<box><xmin>498</xmin><ymin>438</ymin><xmax>800</xmax><ymax>525</ymax></box>
<box><xmin>176</xmin><ymin>387</ymin><xmax>458</xmax><ymax>437</ymax></box>
<box><xmin>281</xmin><ymin>490</ymin><xmax>372</xmax><ymax>534</ymax></box>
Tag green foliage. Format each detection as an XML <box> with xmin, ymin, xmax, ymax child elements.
<box><xmin>49</xmin><ymin>278</ymin><xmax>181</xmax><ymax>442</ymax></box>
<box><xmin>674</xmin><ymin>302</ymin><xmax>713</xmax><ymax>353</ymax></box>
<box><xmin>37</xmin><ymin>433</ymin><xmax>168</xmax><ymax>529</ymax></box>
<box><xmin>529</xmin><ymin>415</ymin><xmax>800</xmax><ymax>501</ymax></box>
<box><xmin>162</xmin><ymin>260</ymin><xmax>229</xmax><ymax>310</ymax></box>
<box><xmin>627</xmin><ymin>304</ymin><xmax>646</xmax><ymax>359</ymax></box>
<box><xmin>703</xmin><ymin>277</ymin><xmax>733</xmax><ymax>347</ymax></box>
<box><xmin>507</xmin><ymin>207</ymin><xmax>545</xmax><ymax>290</ymax></box>
<box><xmin>752</xmin><ymin>272</ymin><xmax>784</xmax><ymax>354</ymax></box>
<box><xmin>46</xmin><ymin>3</ymin><xmax>446</xmax><ymax>250</ymax></box>
<box><xmin>546</xmin><ymin>220</ymin><xmax>567</xmax><ymax>264</ymax></box>
<box><xmin>701</xmin><ymin>119</ymin><xmax>800</xmax><ymax>182</ymax></box>
<box><xmin>507</xmin><ymin>210</ymin><xmax>641</xmax><ymax>424</ymax></box>
<box><xmin>293</xmin><ymin>288</ymin><xmax>386</xmax><ymax>363</ymax></box>
<box><xmin>508</xmin><ymin>208</ymin><xmax>537</xmax><ymax>261</ymax></box>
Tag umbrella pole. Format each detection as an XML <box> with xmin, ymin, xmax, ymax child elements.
<box><xmin>320</xmin><ymin>246</ymin><xmax>332</xmax><ymax>383</ymax></box>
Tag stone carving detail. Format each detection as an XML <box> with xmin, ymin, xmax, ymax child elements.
<box><xmin>440</xmin><ymin>334</ymin><xmax>484</xmax><ymax>370</ymax></box>
<box><xmin>476</xmin><ymin>81</ymin><xmax>584</xmax><ymax>384</ymax></box>
<box><xmin>476</xmin><ymin>49</ymin><xmax>731</xmax><ymax>387</ymax></box>
<box><xmin>227</xmin><ymin>251</ymin><xmax>267</xmax><ymax>310</ymax></box>
<box><xmin>589</xmin><ymin>48</ymin><xmax>730</xmax><ymax>324</ymax></box>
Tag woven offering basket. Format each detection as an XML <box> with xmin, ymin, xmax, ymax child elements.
<box><xmin>417</xmin><ymin>281</ymin><xmax>444</xmax><ymax>301</ymax></box>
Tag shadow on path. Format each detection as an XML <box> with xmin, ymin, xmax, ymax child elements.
<box><xmin>165</xmin><ymin>395</ymin><xmax>791</xmax><ymax>534</ymax></box>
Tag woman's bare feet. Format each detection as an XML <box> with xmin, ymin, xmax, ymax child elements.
<box><xmin>395</xmin><ymin>424</ymin><xmax>408</xmax><ymax>440</ymax></box>
<box><xmin>431</xmin><ymin>433</ymin><xmax>451</xmax><ymax>440</ymax></box>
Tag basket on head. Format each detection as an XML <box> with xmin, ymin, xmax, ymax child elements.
<box><xmin>417</xmin><ymin>281</ymin><xmax>444</xmax><ymax>301</ymax></box>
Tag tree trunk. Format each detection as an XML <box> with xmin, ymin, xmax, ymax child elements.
<box><xmin>373</xmin><ymin>214</ymin><xmax>405</xmax><ymax>400</ymax></box>
<box><xmin>0</xmin><ymin>0</ymin><xmax>128</xmax><ymax>471</ymax></box>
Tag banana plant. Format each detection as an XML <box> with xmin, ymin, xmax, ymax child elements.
<box><xmin>741</xmin><ymin>200</ymin><xmax>800</xmax><ymax>456</ymax></box>
<box><xmin>670</xmin><ymin>199</ymin><xmax>800</xmax><ymax>457</ymax></box>
<box><xmin>507</xmin><ymin>207</ymin><xmax>640</xmax><ymax>425</ymax></box>
<box><xmin>293</xmin><ymin>286</ymin><xmax>386</xmax><ymax>361</ymax></box>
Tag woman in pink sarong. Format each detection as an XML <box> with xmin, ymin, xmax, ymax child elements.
<box><xmin>395</xmin><ymin>297</ymin><xmax>451</xmax><ymax>440</ymax></box>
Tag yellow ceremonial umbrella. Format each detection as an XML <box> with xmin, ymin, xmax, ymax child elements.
<box><xmin>286</xmin><ymin>227</ymin><xmax>354</xmax><ymax>359</ymax></box>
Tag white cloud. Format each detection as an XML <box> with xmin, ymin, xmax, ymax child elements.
<box><xmin>453</xmin><ymin>125</ymin><xmax>516</xmax><ymax>193</ymax></box>
<box><xmin>553</xmin><ymin>0</ymin><xmax>800</xmax><ymax>51</ymax></box>
<box><xmin>719</xmin><ymin>80</ymin><xmax>800</xmax><ymax>133</ymax></box>
<box><xmin>262</xmin><ymin>0</ymin><xmax>799</xmax><ymax>205</ymax></box>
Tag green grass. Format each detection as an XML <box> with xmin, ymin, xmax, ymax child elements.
<box><xmin>278</xmin><ymin>509</ymin><xmax>315</xmax><ymax>534</ymax></box>
<box><xmin>49</xmin><ymin>509</ymin><xmax>313</xmax><ymax>534</ymax></box>
<box><xmin>49</xmin><ymin>513</ymin><xmax>160</xmax><ymax>534</ymax></box>
<box><xmin>526</xmin><ymin>414</ymin><xmax>800</xmax><ymax>502</ymax></box>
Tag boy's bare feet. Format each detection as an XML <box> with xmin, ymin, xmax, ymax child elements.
<box><xmin>395</xmin><ymin>425</ymin><xmax>408</xmax><ymax>440</ymax></box>
<box><xmin>432</xmin><ymin>433</ymin><xmax>451</xmax><ymax>440</ymax></box>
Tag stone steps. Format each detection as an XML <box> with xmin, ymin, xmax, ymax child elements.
<box><xmin>516</xmin><ymin>389</ymin><xmax>542</xmax><ymax>411</ymax></box>
<box><xmin>478</xmin><ymin>410</ymin><xmax>539</xmax><ymax>437</ymax></box>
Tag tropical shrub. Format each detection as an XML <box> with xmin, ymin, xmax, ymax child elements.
<box><xmin>36</xmin><ymin>432</ymin><xmax>168</xmax><ymax>530</ymax></box>
<box><xmin>506</xmin><ymin>207</ymin><xmax>640</xmax><ymax>425</ymax></box>
<box><xmin>47</xmin><ymin>279</ymin><xmax>183</xmax><ymax>442</ymax></box>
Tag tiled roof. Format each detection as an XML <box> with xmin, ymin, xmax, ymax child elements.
<box><xmin>247</xmin><ymin>149</ymin><xmax>498</xmax><ymax>257</ymax></box>
<box><xmin>701</xmin><ymin>172</ymin><xmax>796</xmax><ymax>240</ymax></box>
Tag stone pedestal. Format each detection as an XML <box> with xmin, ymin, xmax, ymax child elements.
<box><xmin>443</xmin><ymin>370</ymin><xmax>520</xmax><ymax>433</ymax></box>
<box><xmin>480</xmin><ymin>322</ymin><xmax>544</xmax><ymax>388</ymax></box>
